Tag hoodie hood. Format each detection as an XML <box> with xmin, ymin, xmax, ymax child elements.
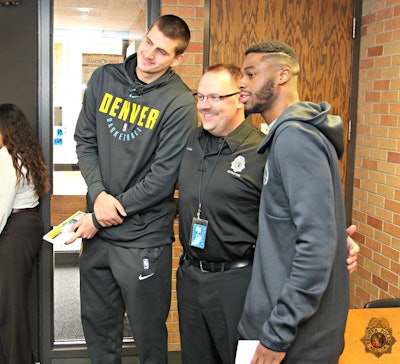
<box><xmin>122</xmin><ymin>53</ymin><xmax>178</xmax><ymax>96</ymax></box>
<box><xmin>259</xmin><ymin>101</ymin><xmax>344</xmax><ymax>159</ymax></box>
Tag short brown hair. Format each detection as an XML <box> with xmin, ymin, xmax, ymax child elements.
<box><xmin>205</xmin><ymin>63</ymin><xmax>242</xmax><ymax>83</ymax></box>
<box><xmin>148</xmin><ymin>14</ymin><xmax>191</xmax><ymax>55</ymax></box>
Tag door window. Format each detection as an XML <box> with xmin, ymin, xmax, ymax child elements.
<box><xmin>52</xmin><ymin>0</ymin><xmax>149</xmax><ymax>345</ymax></box>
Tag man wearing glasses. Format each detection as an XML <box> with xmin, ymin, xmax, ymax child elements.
<box><xmin>176</xmin><ymin>63</ymin><xmax>359</xmax><ymax>364</ymax></box>
<box><xmin>176</xmin><ymin>63</ymin><xmax>264</xmax><ymax>364</ymax></box>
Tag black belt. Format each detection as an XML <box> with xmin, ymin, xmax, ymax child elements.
<box><xmin>11</xmin><ymin>207</ymin><xmax>38</xmax><ymax>214</ymax></box>
<box><xmin>184</xmin><ymin>255</ymin><xmax>253</xmax><ymax>273</ymax></box>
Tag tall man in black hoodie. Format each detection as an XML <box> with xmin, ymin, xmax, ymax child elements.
<box><xmin>67</xmin><ymin>15</ymin><xmax>197</xmax><ymax>364</ymax></box>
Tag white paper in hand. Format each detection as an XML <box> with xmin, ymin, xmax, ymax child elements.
<box><xmin>235</xmin><ymin>340</ymin><xmax>259</xmax><ymax>364</ymax></box>
<box><xmin>43</xmin><ymin>211</ymin><xmax>85</xmax><ymax>250</ymax></box>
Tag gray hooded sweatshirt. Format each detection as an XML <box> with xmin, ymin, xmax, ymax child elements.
<box><xmin>238</xmin><ymin>101</ymin><xmax>349</xmax><ymax>363</ymax></box>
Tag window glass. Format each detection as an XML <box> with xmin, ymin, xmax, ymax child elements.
<box><xmin>53</xmin><ymin>0</ymin><xmax>148</xmax><ymax>343</ymax></box>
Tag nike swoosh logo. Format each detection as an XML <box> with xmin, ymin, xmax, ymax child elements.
<box><xmin>138</xmin><ymin>273</ymin><xmax>155</xmax><ymax>281</ymax></box>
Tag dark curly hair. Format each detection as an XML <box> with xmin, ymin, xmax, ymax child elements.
<box><xmin>0</xmin><ymin>103</ymin><xmax>49</xmax><ymax>197</ymax></box>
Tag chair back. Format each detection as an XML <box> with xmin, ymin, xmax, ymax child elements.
<box><xmin>364</xmin><ymin>298</ymin><xmax>400</xmax><ymax>308</ymax></box>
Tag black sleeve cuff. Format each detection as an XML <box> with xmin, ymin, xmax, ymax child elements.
<box><xmin>91</xmin><ymin>213</ymin><xmax>102</xmax><ymax>230</ymax></box>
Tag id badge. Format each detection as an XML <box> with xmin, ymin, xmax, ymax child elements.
<box><xmin>190</xmin><ymin>217</ymin><xmax>208</xmax><ymax>249</ymax></box>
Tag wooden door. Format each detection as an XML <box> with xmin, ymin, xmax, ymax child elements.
<box><xmin>207</xmin><ymin>0</ymin><xmax>354</xmax><ymax>188</ymax></box>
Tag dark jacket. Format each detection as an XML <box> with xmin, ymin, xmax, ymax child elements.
<box><xmin>238</xmin><ymin>101</ymin><xmax>349</xmax><ymax>363</ymax></box>
<box><xmin>74</xmin><ymin>53</ymin><xmax>197</xmax><ymax>247</ymax></box>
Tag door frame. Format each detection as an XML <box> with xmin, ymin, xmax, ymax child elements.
<box><xmin>345</xmin><ymin>0</ymin><xmax>362</xmax><ymax>226</ymax></box>
<box><xmin>37</xmin><ymin>0</ymin><xmax>160</xmax><ymax>362</ymax></box>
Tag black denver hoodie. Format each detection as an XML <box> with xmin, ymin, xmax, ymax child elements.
<box><xmin>74</xmin><ymin>53</ymin><xmax>197</xmax><ymax>247</ymax></box>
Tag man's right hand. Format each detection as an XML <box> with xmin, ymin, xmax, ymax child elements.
<box><xmin>65</xmin><ymin>213</ymin><xmax>99</xmax><ymax>244</ymax></box>
<box><xmin>94</xmin><ymin>191</ymin><xmax>127</xmax><ymax>227</ymax></box>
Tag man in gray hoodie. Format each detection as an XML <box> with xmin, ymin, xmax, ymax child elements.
<box><xmin>237</xmin><ymin>41</ymin><xmax>349</xmax><ymax>363</ymax></box>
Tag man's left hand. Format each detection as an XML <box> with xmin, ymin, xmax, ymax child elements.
<box><xmin>250</xmin><ymin>343</ymin><xmax>286</xmax><ymax>364</ymax></box>
<box><xmin>346</xmin><ymin>225</ymin><xmax>359</xmax><ymax>274</ymax></box>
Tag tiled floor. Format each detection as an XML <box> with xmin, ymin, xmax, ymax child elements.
<box><xmin>54</xmin><ymin>253</ymin><xmax>133</xmax><ymax>342</ymax></box>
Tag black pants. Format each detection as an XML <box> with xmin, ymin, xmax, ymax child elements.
<box><xmin>79</xmin><ymin>238</ymin><xmax>172</xmax><ymax>364</ymax></box>
<box><xmin>177</xmin><ymin>261</ymin><xmax>252</xmax><ymax>364</ymax></box>
<box><xmin>0</xmin><ymin>210</ymin><xmax>43</xmax><ymax>364</ymax></box>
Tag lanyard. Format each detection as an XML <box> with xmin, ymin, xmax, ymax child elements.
<box><xmin>197</xmin><ymin>135</ymin><xmax>225</xmax><ymax>219</ymax></box>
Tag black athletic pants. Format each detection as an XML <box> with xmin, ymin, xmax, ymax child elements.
<box><xmin>79</xmin><ymin>238</ymin><xmax>172</xmax><ymax>364</ymax></box>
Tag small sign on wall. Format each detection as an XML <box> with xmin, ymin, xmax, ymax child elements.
<box><xmin>0</xmin><ymin>0</ymin><xmax>21</xmax><ymax>6</ymax></box>
<box><xmin>54</xmin><ymin>127</ymin><xmax>63</xmax><ymax>146</ymax></box>
<box><xmin>82</xmin><ymin>54</ymin><xmax>124</xmax><ymax>88</ymax></box>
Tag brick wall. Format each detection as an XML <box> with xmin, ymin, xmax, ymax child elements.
<box><xmin>351</xmin><ymin>0</ymin><xmax>400</xmax><ymax>308</ymax></box>
<box><xmin>160</xmin><ymin>0</ymin><xmax>205</xmax><ymax>351</ymax></box>
<box><xmin>162</xmin><ymin>0</ymin><xmax>205</xmax><ymax>91</ymax></box>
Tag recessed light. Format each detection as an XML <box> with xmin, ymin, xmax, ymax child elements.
<box><xmin>76</xmin><ymin>7</ymin><xmax>91</xmax><ymax>13</ymax></box>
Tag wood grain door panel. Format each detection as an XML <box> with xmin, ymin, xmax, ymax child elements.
<box><xmin>208</xmin><ymin>0</ymin><xmax>353</xmax><ymax>186</ymax></box>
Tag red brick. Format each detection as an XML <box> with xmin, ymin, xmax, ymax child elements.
<box><xmin>373</xmin><ymin>79</ymin><xmax>390</xmax><ymax>90</ymax></box>
<box><xmin>385</xmin><ymin>199</ymin><xmax>400</xmax><ymax>213</ymax></box>
<box><xmin>367</xmin><ymin>45</ymin><xmax>383</xmax><ymax>57</ymax></box>
<box><xmin>365</xmin><ymin>91</ymin><xmax>381</xmax><ymax>102</ymax></box>
<box><xmin>362</xmin><ymin>158</ymin><xmax>378</xmax><ymax>170</ymax></box>
<box><xmin>376</xmin><ymin>7</ymin><xmax>394</xmax><ymax>21</ymax></box>
<box><xmin>382</xmin><ymin>245</ymin><xmax>400</xmax><ymax>261</ymax></box>
<box><xmin>367</xmin><ymin>215</ymin><xmax>383</xmax><ymax>229</ymax></box>
<box><xmin>388</xmin><ymin>152</ymin><xmax>400</xmax><ymax>163</ymax></box>
<box><xmin>362</xmin><ymin>13</ymin><xmax>376</xmax><ymax>25</ymax></box>
<box><xmin>381</xmin><ymin>267</ymin><xmax>399</xmax><ymax>286</ymax></box>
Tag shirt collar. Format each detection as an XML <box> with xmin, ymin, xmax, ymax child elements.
<box><xmin>198</xmin><ymin>116</ymin><xmax>255</xmax><ymax>153</ymax></box>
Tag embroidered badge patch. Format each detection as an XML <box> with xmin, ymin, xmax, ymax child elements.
<box><xmin>230</xmin><ymin>155</ymin><xmax>246</xmax><ymax>173</ymax></box>
<box><xmin>361</xmin><ymin>317</ymin><xmax>396</xmax><ymax>358</ymax></box>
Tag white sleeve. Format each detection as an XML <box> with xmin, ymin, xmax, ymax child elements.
<box><xmin>0</xmin><ymin>147</ymin><xmax>17</xmax><ymax>234</ymax></box>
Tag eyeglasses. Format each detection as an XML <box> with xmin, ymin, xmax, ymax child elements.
<box><xmin>193</xmin><ymin>91</ymin><xmax>240</xmax><ymax>103</ymax></box>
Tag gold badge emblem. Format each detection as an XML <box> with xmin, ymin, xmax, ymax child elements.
<box><xmin>361</xmin><ymin>317</ymin><xmax>397</xmax><ymax>358</ymax></box>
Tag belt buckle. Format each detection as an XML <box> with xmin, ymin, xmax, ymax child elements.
<box><xmin>199</xmin><ymin>261</ymin><xmax>209</xmax><ymax>273</ymax></box>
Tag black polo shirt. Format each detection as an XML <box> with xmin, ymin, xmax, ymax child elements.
<box><xmin>177</xmin><ymin>117</ymin><xmax>266</xmax><ymax>262</ymax></box>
